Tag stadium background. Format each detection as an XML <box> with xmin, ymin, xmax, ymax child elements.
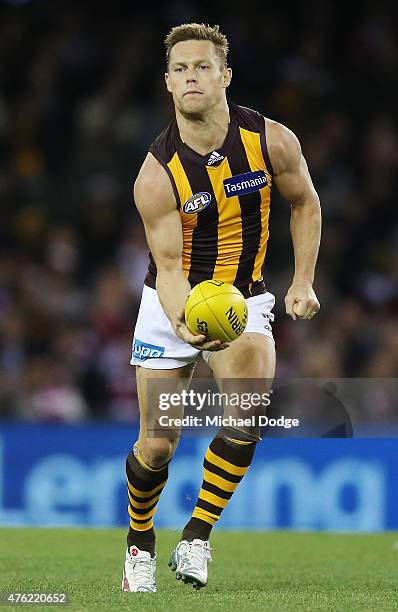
<box><xmin>0</xmin><ymin>0</ymin><xmax>397</xmax><ymax>532</ymax></box>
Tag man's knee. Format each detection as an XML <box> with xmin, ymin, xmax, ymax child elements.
<box><xmin>138</xmin><ymin>437</ymin><xmax>179</xmax><ymax>468</ymax></box>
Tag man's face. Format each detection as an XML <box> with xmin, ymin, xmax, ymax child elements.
<box><xmin>165</xmin><ymin>40</ymin><xmax>232</xmax><ymax>115</ymax></box>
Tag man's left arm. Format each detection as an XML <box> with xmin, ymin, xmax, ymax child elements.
<box><xmin>267</xmin><ymin>119</ymin><xmax>322</xmax><ymax>320</ymax></box>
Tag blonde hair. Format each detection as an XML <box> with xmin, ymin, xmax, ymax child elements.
<box><xmin>165</xmin><ymin>23</ymin><xmax>229</xmax><ymax>68</ymax></box>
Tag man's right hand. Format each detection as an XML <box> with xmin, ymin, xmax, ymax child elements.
<box><xmin>173</xmin><ymin>308</ymin><xmax>230</xmax><ymax>351</ymax></box>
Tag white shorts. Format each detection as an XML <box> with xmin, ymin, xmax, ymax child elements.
<box><xmin>131</xmin><ymin>284</ymin><xmax>275</xmax><ymax>369</ymax></box>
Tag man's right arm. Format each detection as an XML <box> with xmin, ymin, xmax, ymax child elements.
<box><xmin>134</xmin><ymin>153</ymin><xmax>228</xmax><ymax>351</ymax></box>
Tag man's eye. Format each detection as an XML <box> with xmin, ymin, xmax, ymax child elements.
<box><xmin>175</xmin><ymin>67</ymin><xmax>183</xmax><ymax>72</ymax></box>
<box><xmin>199</xmin><ymin>65</ymin><xmax>209</xmax><ymax>70</ymax></box>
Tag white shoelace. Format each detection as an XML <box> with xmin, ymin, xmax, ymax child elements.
<box><xmin>127</xmin><ymin>557</ymin><xmax>155</xmax><ymax>586</ymax></box>
<box><xmin>180</xmin><ymin>541</ymin><xmax>212</xmax><ymax>571</ymax></box>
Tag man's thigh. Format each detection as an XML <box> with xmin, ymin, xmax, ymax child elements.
<box><xmin>136</xmin><ymin>363</ymin><xmax>195</xmax><ymax>443</ymax></box>
<box><xmin>206</xmin><ymin>333</ymin><xmax>275</xmax><ymax>440</ymax></box>
<box><xmin>206</xmin><ymin>332</ymin><xmax>276</xmax><ymax>379</ymax></box>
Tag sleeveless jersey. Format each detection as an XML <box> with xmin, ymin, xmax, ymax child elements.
<box><xmin>144</xmin><ymin>103</ymin><xmax>273</xmax><ymax>298</ymax></box>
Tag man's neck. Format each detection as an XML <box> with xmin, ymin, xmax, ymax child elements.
<box><xmin>176</xmin><ymin>101</ymin><xmax>230</xmax><ymax>156</ymax></box>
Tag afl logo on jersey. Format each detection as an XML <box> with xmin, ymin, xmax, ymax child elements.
<box><xmin>183</xmin><ymin>192</ymin><xmax>212</xmax><ymax>214</ymax></box>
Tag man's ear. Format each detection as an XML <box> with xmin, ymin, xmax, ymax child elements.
<box><xmin>165</xmin><ymin>72</ymin><xmax>172</xmax><ymax>93</ymax></box>
<box><xmin>223</xmin><ymin>67</ymin><xmax>232</xmax><ymax>89</ymax></box>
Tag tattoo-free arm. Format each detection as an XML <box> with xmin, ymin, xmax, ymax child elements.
<box><xmin>267</xmin><ymin>120</ymin><xmax>321</xmax><ymax>319</ymax></box>
<box><xmin>134</xmin><ymin>153</ymin><xmax>228</xmax><ymax>349</ymax></box>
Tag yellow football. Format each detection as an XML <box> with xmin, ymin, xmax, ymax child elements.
<box><xmin>185</xmin><ymin>280</ymin><xmax>248</xmax><ymax>342</ymax></box>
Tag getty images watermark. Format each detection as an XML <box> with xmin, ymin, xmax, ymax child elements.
<box><xmin>157</xmin><ymin>389</ymin><xmax>300</xmax><ymax>430</ymax></box>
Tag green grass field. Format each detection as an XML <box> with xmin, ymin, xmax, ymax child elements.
<box><xmin>1</xmin><ymin>529</ymin><xmax>397</xmax><ymax>611</ymax></box>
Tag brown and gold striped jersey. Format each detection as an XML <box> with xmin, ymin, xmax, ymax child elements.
<box><xmin>144</xmin><ymin>103</ymin><xmax>273</xmax><ymax>298</ymax></box>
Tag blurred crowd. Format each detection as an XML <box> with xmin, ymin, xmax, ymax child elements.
<box><xmin>0</xmin><ymin>1</ymin><xmax>397</xmax><ymax>422</ymax></box>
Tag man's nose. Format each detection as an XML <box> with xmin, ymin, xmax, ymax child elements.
<box><xmin>186</xmin><ymin>68</ymin><xmax>197</xmax><ymax>83</ymax></box>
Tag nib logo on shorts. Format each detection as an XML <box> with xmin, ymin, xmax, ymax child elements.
<box><xmin>133</xmin><ymin>338</ymin><xmax>165</xmax><ymax>360</ymax></box>
<box><xmin>206</xmin><ymin>150</ymin><xmax>224</xmax><ymax>166</ymax></box>
<box><xmin>224</xmin><ymin>170</ymin><xmax>267</xmax><ymax>198</ymax></box>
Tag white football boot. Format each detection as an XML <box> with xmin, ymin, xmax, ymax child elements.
<box><xmin>121</xmin><ymin>545</ymin><xmax>156</xmax><ymax>593</ymax></box>
<box><xmin>168</xmin><ymin>539</ymin><xmax>212</xmax><ymax>589</ymax></box>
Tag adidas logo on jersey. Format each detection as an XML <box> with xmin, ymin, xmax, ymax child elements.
<box><xmin>207</xmin><ymin>151</ymin><xmax>224</xmax><ymax>166</ymax></box>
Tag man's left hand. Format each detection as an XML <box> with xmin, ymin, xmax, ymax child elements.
<box><xmin>285</xmin><ymin>279</ymin><xmax>320</xmax><ymax>321</ymax></box>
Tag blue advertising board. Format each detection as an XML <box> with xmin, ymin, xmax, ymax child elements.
<box><xmin>0</xmin><ymin>424</ymin><xmax>396</xmax><ymax>531</ymax></box>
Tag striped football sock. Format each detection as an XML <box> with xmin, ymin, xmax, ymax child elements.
<box><xmin>181</xmin><ymin>434</ymin><xmax>256</xmax><ymax>541</ymax></box>
<box><xmin>126</xmin><ymin>443</ymin><xmax>168</xmax><ymax>556</ymax></box>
